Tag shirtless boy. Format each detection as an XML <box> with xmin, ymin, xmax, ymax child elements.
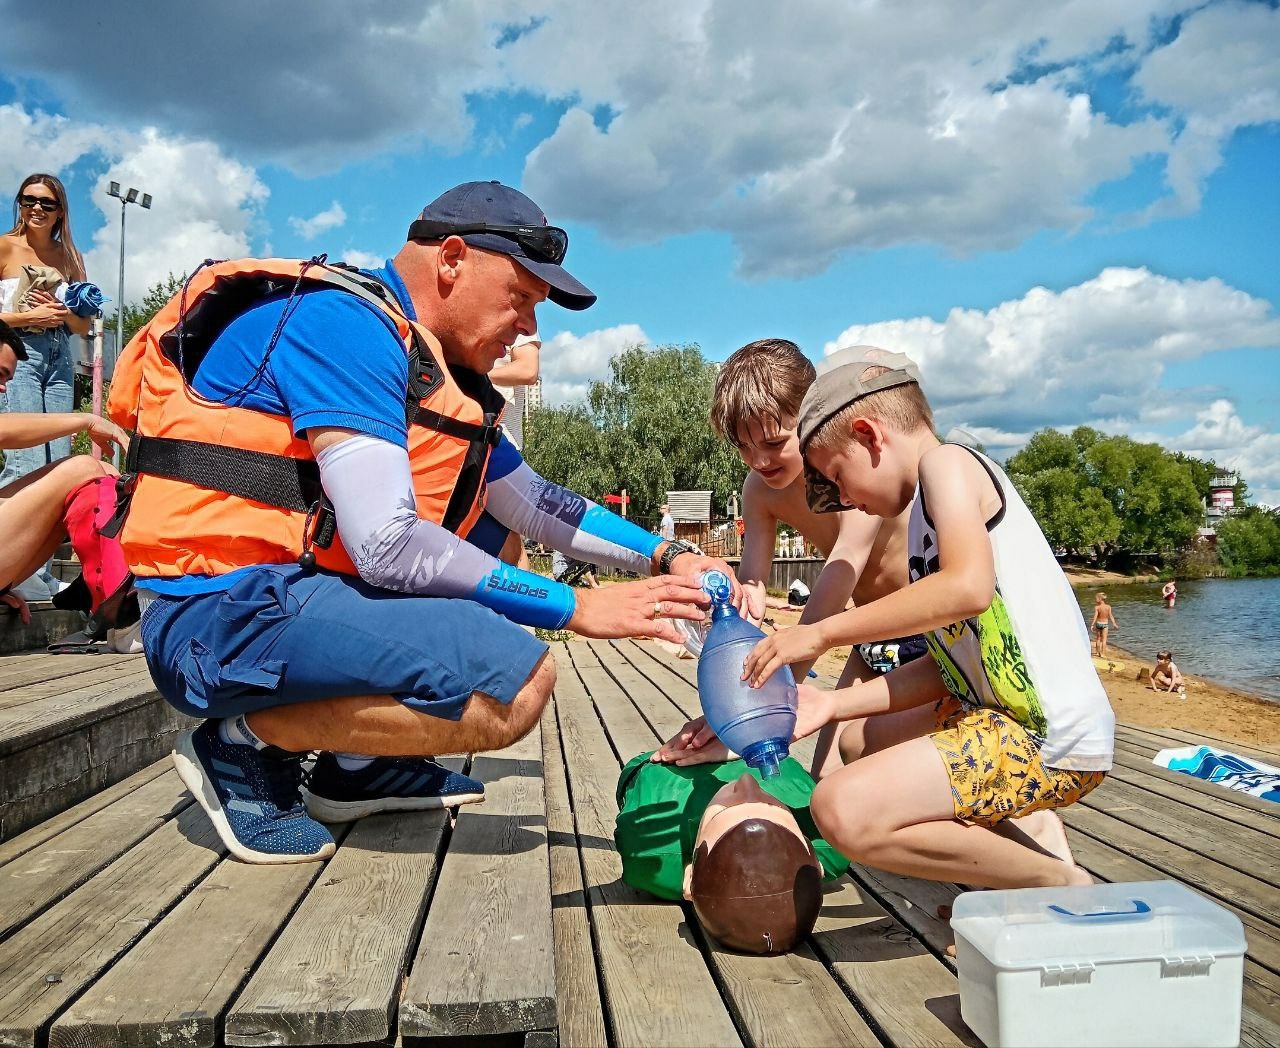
<box><xmin>1090</xmin><ymin>592</ymin><xmax>1119</xmax><ymax>658</ymax></box>
<box><xmin>700</xmin><ymin>338</ymin><xmax>921</xmax><ymax>777</ymax></box>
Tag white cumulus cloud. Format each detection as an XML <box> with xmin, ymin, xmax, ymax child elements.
<box><xmin>1134</xmin><ymin>0</ymin><xmax>1280</xmax><ymax>216</ymax></box>
<box><xmin>289</xmin><ymin>201</ymin><xmax>347</xmax><ymax>241</ymax></box>
<box><xmin>84</xmin><ymin>129</ymin><xmax>269</xmax><ymax>305</ymax></box>
<box><xmin>825</xmin><ymin>266</ymin><xmax>1280</xmax><ymax>499</ymax></box>
<box><xmin>538</xmin><ymin>323</ymin><xmax>649</xmax><ymax>406</ymax></box>
<box><xmin>1160</xmin><ymin>400</ymin><xmax>1280</xmax><ymax>506</ymax></box>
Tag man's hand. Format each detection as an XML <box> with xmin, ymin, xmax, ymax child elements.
<box><xmin>668</xmin><ymin>551</ymin><xmax>747</xmax><ymax>612</ymax></box>
<box><xmin>652</xmin><ymin>715</ymin><xmax>732</xmax><ymax>766</ymax></box>
<box><xmin>1</xmin><ymin>592</ymin><xmax>31</xmax><ymax>625</ymax></box>
<box><xmin>742</xmin><ymin>622</ymin><xmax>826</xmax><ymax>687</ymax></box>
<box><xmin>85</xmin><ymin>416</ymin><xmax>129</xmax><ymax>456</ymax></box>
<box><xmin>567</xmin><ymin>574</ymin><xmax>708</xmax><ymax>645</ymax></box>
<box><xmin>793</xmin><ymin>683</ymin><xmax>836</xmax><ymax>741</ymax></box>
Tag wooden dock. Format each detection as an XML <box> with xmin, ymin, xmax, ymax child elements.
<box><xmin>0</xmin><ymin>640</ymin><xmax>1276</xmax><ymax>1046</ymax></box>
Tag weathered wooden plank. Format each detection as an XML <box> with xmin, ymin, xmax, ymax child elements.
<box><xmin>811</xmin><ymin>875</ymin><xmax>980</xmax><ymax>1047</ymax></box>
<box><xmin>0</xmin><ymin>760</ymin><xmax>170</xmax><ymax>868</ymax></box>
<box><xmin>0</xmin><ymin>770</ymin><xmax>190</xmax><ymax>939</ymax></box>
<box><xmin>0</xmin><ymin>653</ymin><xmax>137</xmax><ymax>691</ymax></box>
<box><xmin>852</xmin><ymin>865</ymin><xmax>962</xmax><ymax>964</ymax></box>
<box><xmin>1105</xmin><ymin>749</ymin><xmax>1279</xmax><ymax>833</ymax></box>
<box><xmin>0</xmin><ymin>666</ymin><xmax>159</xmax><ymax>754</ymax></box>
<box><xmin>50</xmin><ymin>837</ymin><xmax>337</xmax><ymax>1048</ymax></box>
<box><xmin>1112</xmin><ymin>732</ymin><xmax>1280</xmax><ymax>819</ymax></box>
<box><xmin>538</xmin><ymin>700</ymin><xmax>607</xmax><ymax>1048</ymax></box>
<box><xmin>401</xmin><ymin>727</ymin><xmax>556</xmax><ymax>1040</ymax></box>
<box><xmin>1082</xmin><ymin>773</ymin><xmax>1280</xmax><ymax>882</ymax></box>
<box><xmin>1117</xmin><ymin>722</ymin><xmax>1280</xmax><ymax>765</ymax></box>
<box><xmin>0</xmin><ymin>806</ymin><xmax>224</xmax><ymax>1048</ymax></box>
<box><xmin>551</xmin><ymin>648</ymin><xmax>742</xmax><ymax>1047</ymax></box>
<box><xmin>579</xmin><ymin>641</ymin><xmax>882</xmax><ymax>1048</ymax></box>
<box><xmin>0</xmin><ymin>661</ymin><xmax>152</xmax><ymax>713</ymax></box>
<box><xmin>1242</xmin><ymin>973</ymin><xmax>1280</xmax><ymax>1048</ymax></box>
<box><xmin>225</xmin><ymin>794</ymin><xmax>454</xmax><ymax>1046</ymax></box>
<box><xmin>1062</xmin><ymin>801</ymin><xmax>1280</xmax><ymax>925</ymax></box>
<box><xmin>0</xmin><ymin>699</ymin><xmax>193</xmax><ymax>841</ymax></box>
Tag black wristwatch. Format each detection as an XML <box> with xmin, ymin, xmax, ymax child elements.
<box><xmin>658</xmin><ymin>539</ymin><xmax>697</xmax><ymax>574</ymax></box>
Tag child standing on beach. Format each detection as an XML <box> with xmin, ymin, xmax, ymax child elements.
<box><xmin>1091</xmin><ymin>592</ymin><xmax>1119</xmax><ymax>658</ymax></box>
<box><xmin>733</xmin><ymin>347</ymin><xmax>1114</xmax><ymax>889</ymax></box>
<box><xmin>702</xmin><ymin>338</ymin><xmax>923</xmax><ymax>778</ymax></box>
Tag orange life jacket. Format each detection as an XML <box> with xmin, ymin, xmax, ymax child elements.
<box><xmin>106</xmin><ymin>257</ymin><xmax>504</xmax><ymax>580</ymax></box>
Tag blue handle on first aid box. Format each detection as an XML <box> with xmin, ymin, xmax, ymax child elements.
<box><xmin>1047</xmin><ymin>899</ymin><xmax>1153</xmax><ymax>923</ymax></box>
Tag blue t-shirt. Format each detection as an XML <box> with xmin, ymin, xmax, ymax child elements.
<box><xmin>142</xmin><ymin>261</ymin><xmax>423</xmax><ymax>595</ymax></box>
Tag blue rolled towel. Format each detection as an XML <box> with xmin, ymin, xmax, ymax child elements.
<box><xmin>60</xmin><ymin>281</ymin><xmax>109</xmax><ymax>318</ymax></box>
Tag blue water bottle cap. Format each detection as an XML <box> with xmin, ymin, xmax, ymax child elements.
<box><xmin>701</xmin><ymin>570</ymin><xmax>732</xmax><ymax>605</ymax></box>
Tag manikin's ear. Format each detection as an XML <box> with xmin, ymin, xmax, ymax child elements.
<box><xmin>436</xmin><ymin>235</ymin><xmax>468</xmax><ymax>285</ymax></box>
<box><xmin>682</xmin><ymin>863</ymin><xmax>694</xmax><ymax>901</ymax></box>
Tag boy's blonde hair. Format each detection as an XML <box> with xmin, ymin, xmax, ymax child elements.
<box><xmin>809</xmin><ymin>364</ymin><xmax>934</xmax><ymax>451</ymax></box>
<box><xmin>711</xmin><ymin>339</ymin><xmax>815</xmax><ymax>445</ymax></box>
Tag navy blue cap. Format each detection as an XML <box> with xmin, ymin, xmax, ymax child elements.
<box><xmin>0</xmin><ymin>319</ymin><xmax>27</xmax><ymax>360</ymax></box>
<box><xmin>409</xmin><ymin>180</ymin><xmax>596</xmax><ymax>310</ymax></box>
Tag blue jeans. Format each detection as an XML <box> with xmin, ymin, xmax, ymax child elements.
<box><xmin>0</xmin><ymin>326</ymin><xmax>75</xmax><ymax>486</ymax></box>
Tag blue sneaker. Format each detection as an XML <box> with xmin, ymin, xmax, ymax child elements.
<box><xmin>302</xmin><ymin>754</ymin><xmax>485</xmax><ymax>822</ymax></box>
<box><xmin>172</xmin><ymin>722</ymin><xmax>336</xmax><ymax>864</ymax></box>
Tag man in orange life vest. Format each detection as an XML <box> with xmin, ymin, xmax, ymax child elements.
<box><xmin>109</xmin><ymin>181</ymin><xmax>733</xmax><ymax>864</ymax></box>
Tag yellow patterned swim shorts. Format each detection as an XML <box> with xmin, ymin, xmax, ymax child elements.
<box><xmin>930</xmin><ymin>698</ymin><xmax>1105</xmax><ymax>826</ymax></box>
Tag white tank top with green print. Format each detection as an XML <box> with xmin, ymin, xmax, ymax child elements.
<box><xmin>907</xmin><ymin>446</ymin><xmax>1114</xmax><ymax>772</ymax></box>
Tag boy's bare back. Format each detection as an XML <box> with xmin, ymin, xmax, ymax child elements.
<box><xmin>743</xmin><ymin>470</ymin><xmax>910</xmax><ymax>606</ymax></box>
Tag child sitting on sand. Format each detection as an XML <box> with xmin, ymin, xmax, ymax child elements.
<box><xmin>732</xmin><ymin>347</ymin><xmax>1115</xmax><ymax>889</ymax></box>
<box><xmin>700</xmin><ymin>338</ymin><xmax>924</xmax><ymax>778</ymax></box>
<box><xmin>1151</xmin><ymin>651</ymin><xmax>1184</xmax><ymax>694</ymax></box>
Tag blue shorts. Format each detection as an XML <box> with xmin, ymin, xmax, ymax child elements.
<box><xmin>139</xmin><ymin>565</ymin><xmax>548</xmax><ymax>722</ymax></box>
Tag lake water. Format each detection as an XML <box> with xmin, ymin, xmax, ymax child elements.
<box><xmin>1074</xmin><ymin>576</ymin><xmax>1280</xmax><ymax>702</ymax></box>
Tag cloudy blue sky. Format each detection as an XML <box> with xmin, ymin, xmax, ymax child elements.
<box><xmin>3</xmin><ymin>0</ymin><xmax>1277</xmax><ymax>499</ymax></box>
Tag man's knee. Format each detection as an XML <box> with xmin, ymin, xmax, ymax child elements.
<box><xmin>485</xmin><ymin>650</ymin><xmax>555</xmax><ymax>750</ymax></box>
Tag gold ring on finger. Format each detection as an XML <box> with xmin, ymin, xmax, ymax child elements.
<box><xmin>653</xmin><ymin>601</ymin><xmax>664</xmax><ymax>619</ymax></box>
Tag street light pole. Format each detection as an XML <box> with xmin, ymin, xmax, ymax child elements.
<box><xmin>106</xmin><ymin>181</ymin><xmax>152</xmax><ymax>365</ymax></box>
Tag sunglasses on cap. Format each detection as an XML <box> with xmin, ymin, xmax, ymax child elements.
<box><xmin>18</xmin><ymin>194</ymin><xmax>60</xmax><ymax>213</ymax></box>
<box><xmin>407</xmin><ymin>219</ymin><xmax>568</xmax><ymax>265</ymax></box>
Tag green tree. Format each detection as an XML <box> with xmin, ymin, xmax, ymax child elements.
<box><xmin>1008</xmin><ymin>425</ymin><xmax>1208</xmax><ymax>562</ymax></box>
<box><xmin>523</xmin><ymin>343</ymin><xmax>747</xmax><ymax>523</ymax></box>
<box><xmin>1216</xmin><ymin>506</ymin><xmax>1280</xmax><ymax>576</ymax></box>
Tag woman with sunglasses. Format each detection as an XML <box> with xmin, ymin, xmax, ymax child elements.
<box><xmin>0</xmin><ymin>173</ymin><xmax>93</xmax><ymax>600</ymax></box>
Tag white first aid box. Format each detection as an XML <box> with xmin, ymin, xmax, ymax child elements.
<box><xmin>952</xmin><ymin>880</ymin><xmax>1245</xmax><ymax>1047</ymax></box>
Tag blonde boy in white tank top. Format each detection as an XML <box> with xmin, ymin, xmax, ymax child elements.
<box><xmin>740</xmin><ymin>348</ymin><xmax>1114</xmax><ymax>891</ymax></box>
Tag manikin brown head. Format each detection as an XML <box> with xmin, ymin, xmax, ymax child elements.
<box><xmin>684</xmin><ymin>773</ymin><xmax>822</xmax><ymax>954</ymax></box>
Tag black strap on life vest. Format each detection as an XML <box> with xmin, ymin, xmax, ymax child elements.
<box><xmin>107</xmin><ymin>258</ymin><xmax>503</xmax><ymax>550</ymax></box>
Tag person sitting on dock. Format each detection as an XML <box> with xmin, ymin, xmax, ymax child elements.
<box><xmin>106</xmin><ymin>181</ymin><xmax>740</xmax><ymax>865</ymax></box>
<box><xmin>689</xmin><ymin>338</ymin><xmax>925</xmax><ymax>780</ymax></box>
<box><xmin>0</xmin><ymin>320</ymin><xmax>129</xmax><ymax>624</ymax></box>
<box><xmin>731</xmin><ymin>347</ymin><xmax>1115</xmax><ymax>890</ymax></box>
<box><xmin>616</xmin><ymin>750</ymin><xmax>848</xmax><ymax>954</ymax></box>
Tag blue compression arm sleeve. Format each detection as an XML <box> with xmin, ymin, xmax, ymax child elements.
<box><xmin>485</xmin><ymin>438</ymin><xmax>662</xmax><ymax>574</ymax></box>
<box><xmin>318</xmin><ymin>434</ymin><xmax>575</xmax><ymax>629</ymax></box>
